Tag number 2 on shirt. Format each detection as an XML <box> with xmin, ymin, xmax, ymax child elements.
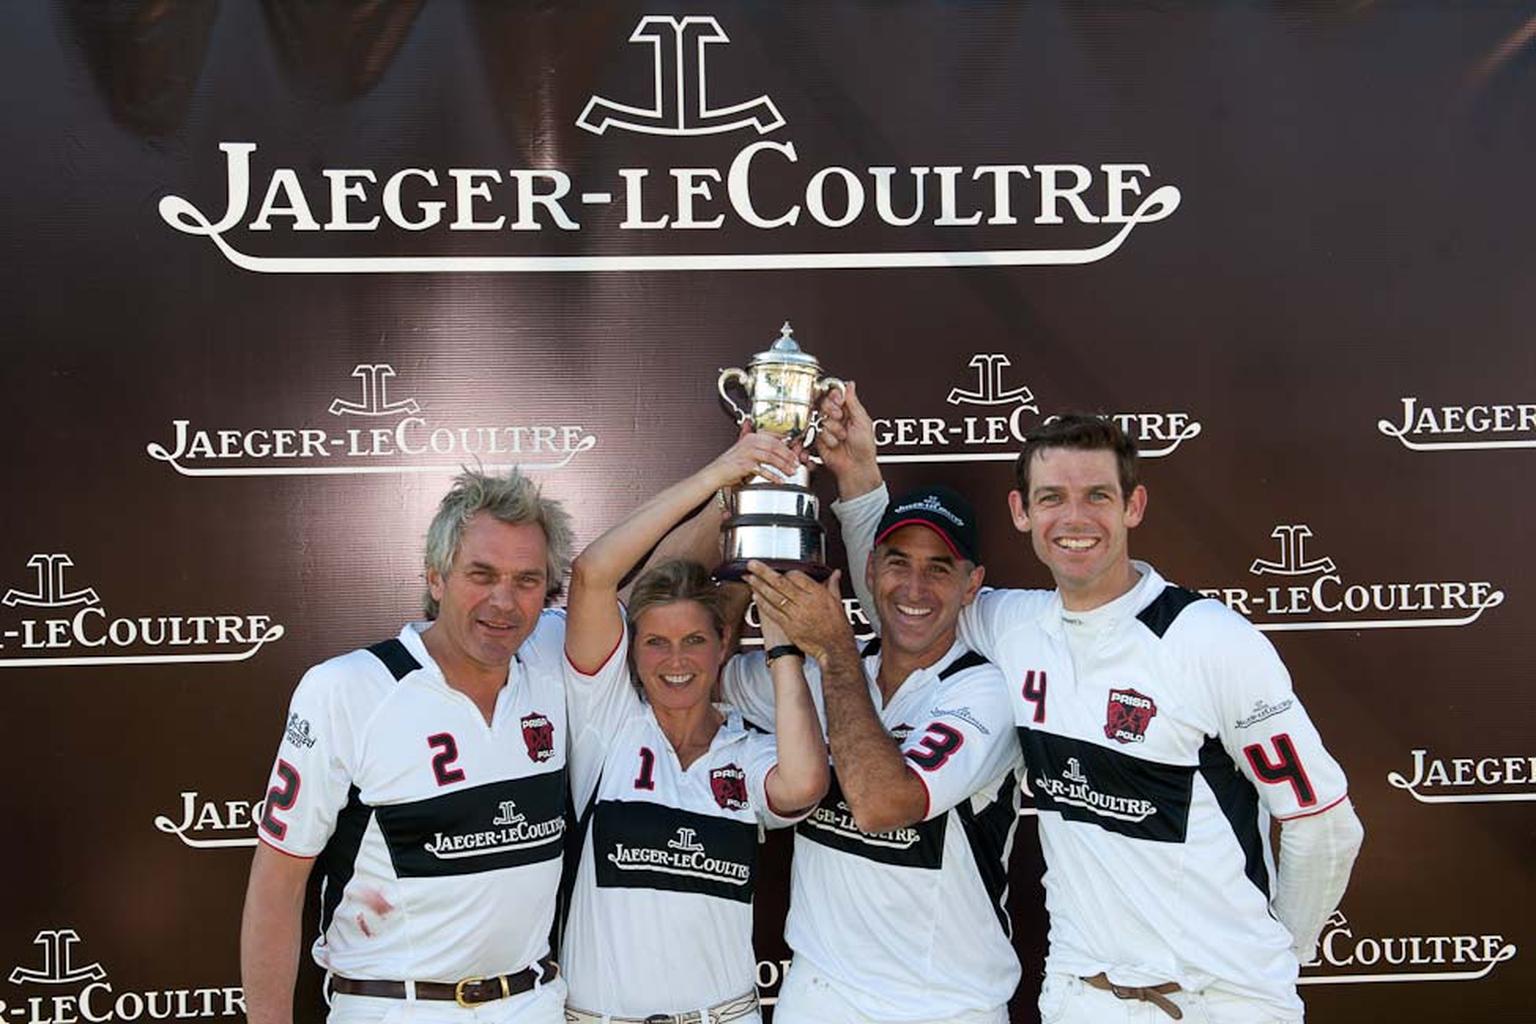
<box><xmin>259</xmin><ymin>760</ymin><xmax>300</xmax><ymax>840</ymax></box>
<box><xmin>428</xmin><ymin>733</ymin><xmax>466</xmax><ymax>786</ymax></box>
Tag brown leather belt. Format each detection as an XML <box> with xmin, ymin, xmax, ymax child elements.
<box><xmin>331</xmin><ymin>958</ymin><xmax>558</xmax><ymax>1007</ymax></box>
<box><xmin>1083</xmin><ymin>972</ymin><xmax>1183</xmax><ymax>1021</ymax></box>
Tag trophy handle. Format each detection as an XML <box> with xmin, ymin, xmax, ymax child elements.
<box><xmin>802</xmin><ymin>376</ymin><xmax>847</xmax><ymax>448</ymax></box>
<box><xmin>717</xmin><ymin>367</ymin><xmax>752</xmax><ymax>425</ymax></box>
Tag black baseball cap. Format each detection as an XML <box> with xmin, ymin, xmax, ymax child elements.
<box><xmin>873</xmin><ymin>485</ymin><xmax>980</xmax><ymax>564</ymax></box>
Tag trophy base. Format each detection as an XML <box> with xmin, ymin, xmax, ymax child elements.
<box><xmin>714</xmin><ymin>557</ymin><xmax>835</xmax><ymax>583</ymax></box>
<box><xmin>718</xmin><ymin>512</ymin><xmax>828</xmax><ymax>583</ymax></box>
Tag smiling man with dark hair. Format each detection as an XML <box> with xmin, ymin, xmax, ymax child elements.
<box><xmin>728</xmin><ymin>382</ymin><xmax>1029</xmax><ymax>1024</ymax></box>
<box><xmin>822</xmin><ymin>396</ymin><xmax>1364</xmax><ymax>1024</ymax></box>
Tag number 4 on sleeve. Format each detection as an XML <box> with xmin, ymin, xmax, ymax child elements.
<box><xmin>1243</xmin><ymin>734</ymin><xmax>1316</xmax><ymax>808</ymax></box>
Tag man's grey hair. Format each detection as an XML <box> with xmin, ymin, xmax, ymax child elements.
<box><xmin>422</xmin><ymin>468</ymin><xmax>574</xmax><ymax>618</ymax></box>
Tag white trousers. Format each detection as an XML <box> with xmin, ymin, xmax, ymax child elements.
<box><xmin>772</xmin><ymin>958</ymin><xmax>1007</xmax><ymax>1024</ymax></box>
<box><xmin>1037</xmin><ymin>974</ymin><xmax>1302</xmax><ymax>1024</ymax></box>
<box><xmin>326</xmin><ymin>981</ymin><xmax>567</xmax><ymax>1024</ymax></box>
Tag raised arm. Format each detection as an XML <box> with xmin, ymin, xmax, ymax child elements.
<box><xmin>565</xmin><ymin>428</ymin><xmax>800</xmax><ymax>671</ymax></box>
<box><xmin>818</xmin><ymin>381</ymin><xmax>887</xmax><ymax>634</ymax></box>
<box><xmin>816</xmin><ymin>380</ymin><xmax>883</xmax><ymax>500</ymax></box>
<box><xmin>754</xmin><ymin>590</ymin><xmax>829</xmax><ymax>815</ymax></box>
<box><xmin>746</xmin><ymin>561</ymin><xmax>926</xmax><ymax>833</ymax></box>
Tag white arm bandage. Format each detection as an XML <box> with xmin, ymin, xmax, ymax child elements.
<box><xmin>1274</xmin><ymin>798</ymin><xmax>1365</xmax><ymax>962</ymax></box>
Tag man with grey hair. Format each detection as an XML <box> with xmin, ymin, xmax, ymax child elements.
<box><xmin>241</xmin><ymin>468</ymin><xmax>575</xmax><ymax>1024</ymax></box>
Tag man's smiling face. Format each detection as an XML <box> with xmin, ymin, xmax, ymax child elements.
<box><xmin>1009</xmin><ymin>447</ymin><xmax>1146</xmax><ymax>611</ymax></box>
<box><xmin>867</xmin><ymin>524</ymin><xmax>984</xmax><ymax>665</ymax></box>
<box><xmin>425</xmin><ymin>512</ymin><xmax>550</xmax><ymax>673</ymax></box>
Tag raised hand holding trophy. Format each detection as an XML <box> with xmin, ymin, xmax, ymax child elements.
<box><xmin>715</xmin><ymin>322</ymin><xmax>844</xmax><ymax>581</ymax></box>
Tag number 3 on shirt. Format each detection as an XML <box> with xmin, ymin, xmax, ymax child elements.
<box><xmin>906</xmin><ymin>723</ymin><xmax>964</xmax><ymax>771</ymax></box>
<box><xmin>1243</xmin><ymin>733</ymin><xmax>1316</xmax><ymax>807</ymax></box>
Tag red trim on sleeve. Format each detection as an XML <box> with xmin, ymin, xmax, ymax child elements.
<box><xmin>564</xmin><ymin>630</ymin><xmax>624</xmax><ymax>677</ymax></box>
<box><xmin>761</xmin><ymin>764</ymin><xmax>811</xmax><ymax>822</ymax></box>
<box><xmin>1274</xmin><ymin>792</ymin><xmax>1349</xmax><ymax>822</ymax></box>
<box><xmin>762</xmin><ymin>764</ymin><xmax>816</xmax><ymax>820</ymax></box>
<box><xmin>763</xmin><ymin>764</ymin><xmax>789</xmax><ymax>817</ymax></box>
<box><xmin>906</xmin><ymin>764</ymin><xmax>932</xmax><ymax>821</ymax></box>
<box><xmin>257</xmin><ymin>833</ymin><xmax>317</xmax><ymax>861</ymax></box>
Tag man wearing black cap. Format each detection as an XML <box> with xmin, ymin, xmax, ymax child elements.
<box><xmin>734</xmin><ymin>396</ymin><xmax>1026</xmax><ymax>1024</ymax></box>
<box><xmin>816</xmin><ymin>386</ymin><xmax>1364</xmax><ymax>1024</ymax></box>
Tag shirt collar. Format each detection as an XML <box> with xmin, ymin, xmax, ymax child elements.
<box><xmin>1036</xmin><ymin>560</ymin><xmax>1165</xmax><ymax>636</ymax></box>
<box><xmin>644</xmin><ymin>703</ymin><xmax>753</xmax><ymax>752</ymax></box>
<box><xmin>398</xmin><ymin>621</ymin><xmax>436</xmax><ymax>675</ymax></box>
<box><xmin>397</xmin><ymin>620</ymin><xmax>521</xmax><ymax>692</ymax></box>
<box><xmin>864</xmin><ymin>635</ymin><xmax>972</xmax><ymax>695</ymax></box>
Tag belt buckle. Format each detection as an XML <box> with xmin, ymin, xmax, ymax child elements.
<box><xmin>454</xmin><ymin>977</ymin><xmax>486</xmax><ymax>1008</ymax></box>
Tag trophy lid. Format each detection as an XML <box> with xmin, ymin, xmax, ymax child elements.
<box><xmin>749</xmin><ymin>322</ymin><xmax>823</xmax><ymax>370</ymax></box>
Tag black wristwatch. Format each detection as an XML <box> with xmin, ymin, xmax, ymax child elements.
<box><xmin>765</xmin><ymin>643</ymin><xmax>805</xmax><ymax>663</ymax></box>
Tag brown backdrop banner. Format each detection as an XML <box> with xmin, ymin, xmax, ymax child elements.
<box><xmin>4</xmin><ymin>3</ymin><xmax>1533</xmax><ymax>1022</ymax></box>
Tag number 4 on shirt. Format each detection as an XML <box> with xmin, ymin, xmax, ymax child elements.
<box><xmin>1242</xmin><ymin>733</ymin><xmax>1317</xmax><ymax>808</ymax></box>
<box><xmin>1021</xmin><ymin>670</ymin><xmax>1047</xmax><ymax>724</ymax></box>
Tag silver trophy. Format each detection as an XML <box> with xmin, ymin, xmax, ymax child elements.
<box><xmin>715</xmin><ymin>322</ymin><xmax>844</xmax><ymax>581</ymax></box>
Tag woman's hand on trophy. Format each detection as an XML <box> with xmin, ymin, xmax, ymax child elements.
<box><xmin>757</xmin><ymin>592</ymin><xmax>793</xmax><ymax>651</ymax></box>
<box><xmin>813</xmin><ymin>380</ymin><xmax>882</xmax><ymax>499</ymax></box>
<box><xmin>705</xmin><ymin>421</ymin><xmax>800</xmax><ymax>489</ymax></box>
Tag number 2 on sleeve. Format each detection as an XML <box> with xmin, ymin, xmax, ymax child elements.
<box><xmin>259</xmin><ymin>760</ymin><xmax>301</xmax><ymax>840</ymax></box>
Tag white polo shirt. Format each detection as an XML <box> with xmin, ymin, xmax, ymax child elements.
<box><xmin>965</xmin><ymin>567</ymin><xmax>1347</xmax><ymax>1018</ymax></box>
<box><xmin>257</xmin><ymin>615</ymin><xmax>568</xmax><ymax>983</ymax></box>
<box><xmin>836</xmin><ymin>487</ymin><xmax>1349</xmax><ymax>1021</ymax></box>
<box><xmin>723</xmin><ymin>643</ymin><xmax>1024</xmax><ymax>1020</ymax></box>
<box><xmin>561</xmin><ymin>624</ymin><xmax>800</xmax><ymax>1018</ymax></box>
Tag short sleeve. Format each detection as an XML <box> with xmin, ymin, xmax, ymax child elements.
<box><xmin>563</xmin><ymin>615</ymin><xmax>644</xmax><ymax>808</ymax></box>
<box><xmin>737</xmin><ymin>728</ymin><xmax>812</xmax><ymax>830</ymax></box>
<box><xmin>899</xmin><ymin>663</ymin><xmax>1022</xmax><ymax>821</ymax></box>
<box><xmin>1187</xmin><ymin>606</ymin><xmax>1350</xmax><ymax>820</ymax></box>
<box><xmin>256</xmin><ymin>663</ymin><xmax>359</xmax><ymax>858</ymax></box>
<box><xmin>957</xmin><ymin>587</ymin><xmax>1052</xmax><ymax>663</ymax></box>
<box><xmin>520</xmin><ymin>607</ymin><xmax>568</xmax><ymax>668</ymax></box>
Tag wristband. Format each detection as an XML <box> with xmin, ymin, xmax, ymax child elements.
<box><xmin>765</xmin><ymin>643</ymin><xmax>804</xmax><ymax>663</ymax></box>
